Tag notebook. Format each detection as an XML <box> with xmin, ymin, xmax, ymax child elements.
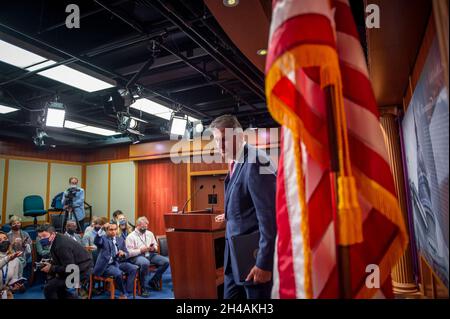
<box><xmin>229</xmin><ymin>230</ymin><xmax>260</xmax><ymax>285</ymax></box>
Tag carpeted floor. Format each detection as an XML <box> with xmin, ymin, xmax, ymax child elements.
<box><xmin>14</xmin><ymin>266</ymin><xmax>174</xmax><ymax>299</ymax></box>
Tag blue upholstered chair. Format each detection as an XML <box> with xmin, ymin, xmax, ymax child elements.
<box><xmin>23</xmin><ymin>195</ymin><xmax>47</xmax><ymax>227</ymax></box>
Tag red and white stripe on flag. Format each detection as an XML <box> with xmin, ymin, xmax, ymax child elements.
<box><xmin>266</xmin><ymin>0</ymin><xmax>408</xmax><ymax>299</ymax></box>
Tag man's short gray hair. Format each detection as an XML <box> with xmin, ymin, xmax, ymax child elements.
<box><xmin>209</xmin><ymin>114</ymin><xmax>242</xmax><ymax>130</ymax></box>
<box><xmin>136</xmin><ymin>216</ymin><xmax>149</xmax><ymax>225</ymax></box>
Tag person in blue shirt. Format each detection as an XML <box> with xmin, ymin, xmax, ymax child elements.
<box><xmin>61</xmin><ymin>177</ymin><xmax>85</xmax><ymax>231</ymax></box>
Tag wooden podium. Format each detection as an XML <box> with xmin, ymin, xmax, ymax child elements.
<box><xmin>164</xmin><ymin>211</ymin><xmax>225</xmax><ymax>299</ymax></box>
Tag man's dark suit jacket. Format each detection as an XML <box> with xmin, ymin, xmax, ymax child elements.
<box><xmin>93</xmin><ymin>233</ymin><xmax>129</xmax><ymax>276</ymax></box>
<box><xmin>49</xmin><ymin>233</ymin><xmax>93</xmax><ymax>277</ymax></box>
<box><xmin>224</xmin><ymin>144</ymin><xmax>277</xmax><ymax>284</ymax></box>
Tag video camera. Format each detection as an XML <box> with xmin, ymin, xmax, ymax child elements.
<box><xmin>34</xmin><ymin>258</ymin><xmax>52</xmax><ymax>271</ymax></box>
<box><xmin>64</xmin><ymin>186</ymin><xmax>80</xmax><ymax>207</ymax></box>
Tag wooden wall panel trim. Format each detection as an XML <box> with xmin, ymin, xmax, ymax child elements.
<box><xmin>1</xmin><ymin>159</ymin><xmax>9</xmax><ymax>224</ymax></box>
<box><xmin>45</xmin><ymin>163</ymin><xmax>51</xmax><ymax>209</ymax></box>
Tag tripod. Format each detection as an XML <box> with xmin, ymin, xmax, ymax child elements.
<box><xmin>59</xmin><ymin>205</ymin><xmax>82</xmax><ymax>233</ymax></box>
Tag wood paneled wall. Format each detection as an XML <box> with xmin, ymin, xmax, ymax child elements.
<box><xmin>0</xmin><ymin>138</ymin><xmax>85</xmax><ymax>162</ymax></box>
<box><xmin>137</xmin><ymin>159</ymin><xmax>187</xmax><ymax>236</ymax></box>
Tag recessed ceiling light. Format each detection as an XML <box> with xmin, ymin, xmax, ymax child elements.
<box><xmin>130</xmin><ymin>98</ymin><xmax>173</xmax><ymax>120</ymax></box>
<box><xmin>257</xmin><ymin>49</ymin><xmax>267</xmax><ymax>56</ymax></box>
<box><xmin>0</xmin><ymin>103</ymin><xmax>19</xmax><ymax>114</ymax></box>
<box><xmin>0</xmin><ymin>38</ymin><xmax>115</xmax><ymax>92</ymax></box>
<box><xmin>64</xmin><ymin>120</ymin><xmax>120</xmax><ymax>136</ymax></box>
<box><xmin>223</xmin><ymin>0</ymin><xmax>239</xmax><ymax>7</ymax></box>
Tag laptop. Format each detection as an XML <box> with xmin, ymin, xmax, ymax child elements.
<box><xmin>229</xmin><ymin>230</ymin><xmax>260</xmax><ymax>285</ymax></box>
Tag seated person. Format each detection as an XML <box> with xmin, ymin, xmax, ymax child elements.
<box><xmin>126</xmin><ymin>216</ymin><xmax>169</xmax><ymax>296</ymax></box>
<box><xmin>115</xmin><ymin>212</ymin><xmax>134</xmax><ymax>242</ymax></box>
<box><xmin>7</xmin><ymin>216</ymin><xmax>32</xmax><ymax>278</ymax></box>
<box><xmin>37</xmin><ymin>224</ymin><xmax>93</xmax><ymax>299</ymax></box>
<box><xmin>83</xmin><ymin>217</ymin><xmax>106</xmax><ymax>262</ymax></box>
<box><xmin>94</xmin><ymin>223</ymin><xmax>138</xmax><ymax>299</ymax></box>
<box><xmin>0</xmin><ymin>231</ymin><xmax>24</xmax><ymax>299</ymax></box>
<box><xmin>64</xmin><ymin>220</ymin><xmax>83</xmax><ymax>245</ymax></box>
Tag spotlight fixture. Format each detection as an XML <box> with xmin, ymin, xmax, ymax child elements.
<box><xmin>257</xmin><ymin>48</ymin><xmax>268</xmax><ymax>56</ymax></box>
<box><xmin>194</xmin><ymin>122</ymin><xmax>204</xmax><ymax>134</ymax></box>
<box><xmin>33</xmin><ymin>128</ymin><xmax>48</xmax><ymax>147</ymax></box>
<box><xmin>45</xmin><ymin>101</ymin><xmax>65</xmax><ymax>128</ymax></box>
<box><xmin>128</xmin><ymin>133</ymin><xmax>142</xmax><ymax>145</ymax></box>
<box><xmin>170</xmin><ymin>113</ymin><xmax>188</xmax><ymax>136</ymax></box>
<box><xmin>117</xmin><ymin>112</ymin><xmax>147</xmax><ymax>136</ymax></box>
<box><xmin>223</xmin><ymin>0</ymin><xmax>239</xmax><ymax>7</ymax></box>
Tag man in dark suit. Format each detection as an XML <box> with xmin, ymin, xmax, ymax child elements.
<box><xmin>211</xmin><ymin>115</ymin><xmax>277</xmax><ymax>299</ymax></box>
<box><xmin>37</xmin><ymin>224</ymin><xmax>93</xmax><ymax>299</ymax></box>
<box><xmin>93</xmin><ymin>222</ymin><xmax>138</xmax><ymax>299</ymax></box>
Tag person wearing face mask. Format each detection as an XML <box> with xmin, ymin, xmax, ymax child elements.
<box><xmin>7</xmin><ymin>215</ymin><xmax>32</xmax><ymax>278</ymax></box>
<box><xmin>82</xmin><ymin>217</ymin><xmax>106</xmax><ymax>263</ymax></box>
<box><xmin>36</xmin><ymin>223</ymin><xmax>93</xmax><ymax>299</ymax></box>
<box><xmin>64</xmin><ymin>220</ymin><xmax>83</xmax><ymax>245</ymax></box>
<box><xmin>61</xmin><ymin>177</ymin><xmax>86</xmax><ymax>232</ymax></box>
<box><xmin>0</xmin><ymin>231</ymin><xmax>24</xmax><ymax>298</ymax></box>
<box><xmin>126</xmin><ymin>216</ymin><xmax>169</xmax><ymax>296</ymax></box>
<box><xmin>115</xmin><ymin>212</ymin><xmax>134</xmax><ymax>241</ymax></box>
<box><xmin>94</xmin><ymin>222</ymin><xmax>138</xmax><ymax>299</ymax></box>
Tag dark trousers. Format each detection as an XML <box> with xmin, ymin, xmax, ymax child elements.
<box><xmin>43</xmin><ymin>271</ymin><xmax>90</xmax><ymax>299</ymax></box>
<box><xmin>131</xmin><ymin>253</ymin><xmax>169</xmax><ymax>288</ymax></box>
<box><xmin>44</xmin><ymin>277</ymin><xmax>71</xmax><ymax>299</ymax></box>
<box><xmin>223</xmin><ymin>269</ymin><xmax>273</xmax><ymax>299</ymax></box>
<box><xmin>102</xmin><ymin>262</ymin><xmax>138</xmax><ymax>295</ymax></box>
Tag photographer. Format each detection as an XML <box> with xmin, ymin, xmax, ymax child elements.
<box><xmin>36</xmin><ymin>224</ymin><xmax>93</xmax><ymax>299</ymax></box>
<box><xmin>61</xmin><ymin>177</ymin><xmax>85</xmax><ymax>231</ymax></box>
<box><xmin>94</xmin><ymin>222</ymin><xmax>137</xmax><ymax>299</ymax></box>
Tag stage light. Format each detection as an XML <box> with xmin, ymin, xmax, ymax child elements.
<box><xmin>33</xmin><ymin>128</ymin><xmax>48</xmax><ymax>147</ymax></box>
<box><xmin>170</xmin><ymin>114</ymin><xmax>188</xmax><ymax>136</ymax></box>
<box><xmin>195</xmin><ymin>122</ymin><xmax>204</xmax><ymax>133</ymax></box>
<box><xmin>45</xmin><ymin>102</ymin><xmax>65</xmax><ymax>128</ymax></box>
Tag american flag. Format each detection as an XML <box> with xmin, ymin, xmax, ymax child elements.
<box><xmin>266</xmin><ymin>0</ymin><xmax>408</xmax><ymax>298</ymax></box>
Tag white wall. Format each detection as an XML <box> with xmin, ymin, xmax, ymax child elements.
<box><xmin>49</xmin><ymin>163</ymin><xmax>83</xmax><ymax>208</ymax></box>
<box><xmin>110</xmin><ymin>161</ymin><xmax>136</xmax><ymax>223</ymax></box>
<box><xmin>6</xmin><ymin>160</ymin><xmax>48</xmax><ymax>223</ymax></box>
<box><xmin>86</xmin><ymin>164</ymin><xmax>109</xmax><ymax>218</ymax></box>
<box><xmin>0</xmin><ymin>159</ymin><xmax>5</xmax><ymax>224</ymax></box>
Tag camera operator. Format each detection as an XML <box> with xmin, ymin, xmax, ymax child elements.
<box><xmin>61</xmin><ymin>177</ymin><xmax>85</xmax><ymax>232</ymax></box>
<box><xmin>36</xmin><ymin>224</ymin><xmax>93</xmax><ymax>299</ymax></box>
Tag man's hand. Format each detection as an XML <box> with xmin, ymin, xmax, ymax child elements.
<box><xmin>245</xmin><ymin>266</ymin><xmax>272</xmax><ymax>284</ymax></box>
<box><xmin>140</xmin><ymin>246</ymin><xmax>148</xmax><ymax>254</ymax></box>
<box><xmin>103</xmin><ymin>222</ymin><xmax>110</xmax><ymax>230</ymax></box>
<box><xmin>41</xmin><ymin>262</ymin><xmax>52</xmax><ymax>273</ymax></box>
<box><xmin>117</xmin><ymin>250</ymin><xmax>126</xmax><ymax>257</ymax></box>
<box><xmin>215</xmin><ymin>214</ymin><xmax>225</xmax><ymax>223</ymax></box>
<box><xmin>149</xmin><ymin>244</ymin><xmax>156</xmax><ymax>252</ymax></box>
<box><xmin>8</xmin><ymin>251</ymin><xmax>23</xmax><ymax>261</ymax></box>
<box><xmin>86</xmin><ymin>246</ymin><xmax>96</xmax><ymax>252</ymax></box>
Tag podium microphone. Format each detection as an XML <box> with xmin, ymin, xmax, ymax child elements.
<box><xmin>181</xmin><ymin>184</ymin><xmax>204</xmax><ymax>214</ymax></box>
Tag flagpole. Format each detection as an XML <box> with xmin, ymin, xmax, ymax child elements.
<box><xmin>324</xmin><ymin>85</ymin><xmax>352</xmax><ymax>299</ymax></box>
